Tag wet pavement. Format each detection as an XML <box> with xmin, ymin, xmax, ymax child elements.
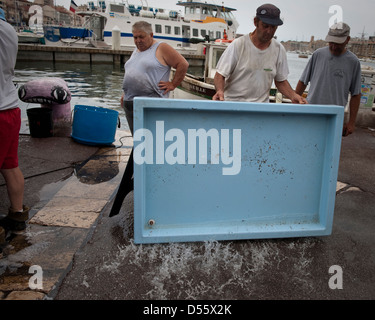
<box><xmin>55</xmin><ymin>125</ymin><xmax>375</xmax><ymax>301</ymax></box>
<box><xmin>0</xmin><ymin>107</ymin><xmax>375</xmax><ymax>301</ymax></box>
<box><xmin>0</xmin><ymin>124</ymin><xmax>132</xmax><ymax>300</ymax></box>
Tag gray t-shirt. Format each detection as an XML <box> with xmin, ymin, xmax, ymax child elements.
<box><xmin>122</xmin><ymin>42</ymin><xmax>171</xmax><ymax>101</ymax></box>
<box><xmin>299</xmin><ymin>46</ymin><xmax>361</xmax><ymax>107</ymax></box>
<box><xmin>0</xmin><ymin>20</ymin><xmax>18</xmax><ymax>111</ymax></box>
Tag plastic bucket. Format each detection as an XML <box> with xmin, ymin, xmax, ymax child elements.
<box><xmin>71</xmin><ymin>105</ymin><xmax>119</xmax><ymax>146</ymax></box>
<box><xmin>27</xmin><ymin>108</ymin><xmax>53</xmax><ymax>138</ymax></box>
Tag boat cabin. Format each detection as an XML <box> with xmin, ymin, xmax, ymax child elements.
<box><xmin>79</xmin><ymin>1</ymin><xmax>238</xmax><ymax>49</ymax></box>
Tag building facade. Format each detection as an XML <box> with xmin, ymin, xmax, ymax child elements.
<box><xmin>0</xmin><ymin>0</ymin><xmax>81</xmax><ymax>28</ymax></box>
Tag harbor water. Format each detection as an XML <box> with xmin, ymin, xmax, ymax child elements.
<box><xmin>15</xmin><ymin>52</ymin><xmax>375</xmax><ymax>134</ymax></box>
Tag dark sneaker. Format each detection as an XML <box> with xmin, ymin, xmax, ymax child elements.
<box><xmin>0</xmin><ymin>206</ymin><xmax>30</xmax><ymax>232</ymax></box>
<box><xmin>0</xmin><ymin>217</ymin><xmax>26</xmax><ymax>231</ymax></box>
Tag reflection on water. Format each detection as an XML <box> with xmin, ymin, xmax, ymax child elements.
<box><xmin>15</xmin><ymin>61</ymin><xmax>124</xmax><ymax>110</ymax></box>
<box><xmin>14</xmin><ymin>53</ymin><xmax>375</xmax><ymax>127</ymax></box>
<box><xmin>74</xmin><ymin>154</ymin><xmax>120</xmax><ymax>185</ymax></box>
<box><xmin>13</xmin><ymin>55</ymin><xmax>308</xmax><ymax>135</ymax></box>
<box><xmin>286</xmin><ymin>52</ymin><xmax>311</xmax><ymax>89</ymax></box>
<box><xmin>15</xmin><ymin>61</ymin><xmax>129</xmax><ymax>131</ymax></box>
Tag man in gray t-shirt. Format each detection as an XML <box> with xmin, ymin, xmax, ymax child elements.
<box><xmin>296</xmin><ymin>22</ymin><xmax>361</xmax><ymax>136</ymax></box>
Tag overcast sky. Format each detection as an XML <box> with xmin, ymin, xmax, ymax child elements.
<box><xmin>56</xmin><ymin>0</ymin><xmax>375</xmax><ymax>42</ymax></box>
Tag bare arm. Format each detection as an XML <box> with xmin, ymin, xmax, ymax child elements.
<box><xmin>157</xmin><ymin>43</ymin><xmax>189</xmax><ymax>93</ymax></box>
<box><xmin>275</xmin><ymin>80</ymin><xmax>307</xmax><ymax>104</ymax></box>
<box><xmin>213</xmin><ymin>72</ymin><xmax>226</xmax><ymax>101</ymax></box>
<box><xmin>295</xmin><ymin>80</ymin><xmax>307</xmax><ymax>96</ymax></box>
<box><xmin>343</xmin><ymin>94</ymin><xmax>361</xmax><ymax>136</ymax></box>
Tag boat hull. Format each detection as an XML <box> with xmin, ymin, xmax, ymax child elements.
<box><xmin>171</xmin><ymin>76</ymin><xmax>216</xmax><ymax>100</ymax></box>
<box><xmin>170</xmin><ymin>71</ymin><xmax>287</xmax><ymax>103</ymax></box>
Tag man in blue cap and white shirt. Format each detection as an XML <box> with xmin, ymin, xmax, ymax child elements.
<box><xmin>213</xmin><ymin>3</ymin><xmax>306</xmax><ymax>104</ymax></box>
<box><xmin>0</xmin><ymin>8</ymin><xmax>29</xmax><ymax>246</ymax></box>
<box><xmin>296</xmin><ymin>22</ymin><xmax>362</xmax><ymax>136</ymax></box>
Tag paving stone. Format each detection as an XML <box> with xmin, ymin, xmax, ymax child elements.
<box><xmin>4</xmin><ymin>290</ymin><xmax>45</xmax><ymax>300</ymax></box>
<box><xmin>29</xmin><ymin>198</ymin><xmax>106</xmax><ymax>228</ymax></box>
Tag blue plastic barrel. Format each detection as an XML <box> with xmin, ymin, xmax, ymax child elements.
<box><xmin>71</xmin><ymin>105</ymin><xmax>118</xmax><ymax>146</ymax></box>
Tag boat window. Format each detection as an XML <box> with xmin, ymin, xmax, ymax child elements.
<box><xmin>109</xmin><ymin>4</ymin><xmax>125</xmax><ymax>14</ymax></box>
<box><xmin>174</xmin><ymin>26</ymin><xmax>181</xmax><ymax>35</ymax></box>
<box><xmin>200</xmin><ymin>30</ymin><xmax>206</xmax><ymax>37</ymax></box>
<box><xmin>186</xmin><ymin>7</ymin><xmax>195</xmax><ymax>14</ymax></box>
<box><xmin>212</xmin><ymin>49</ymin><xmax>225</xmax><ymax>69</ymax></box>
<box><xmin>165</xmin><ymin>25</ymin><xmax>171</xmax><ymax>35</ymax></box>
<box><xmin>192</xmin><ymin>28</ymin><xmax>198</xmax><ymax>37</ymax></box>
<box><xmin>203</xmin><ymin>7</ymin><xmax>213</xmax><ymax>15</ymax></box>
<box><xmin>209</xmin><ymin>31</ymin><xmax>214</xmax><ymax>39</ymax></box>
<box><xmin>216</xmin><ymin>31</ymin><xmax>221</xmax><ymax>39</ymax></box>
<box><xmin>98</xmin><ymin>1</ymin><xmax>106</xmax><ymax>11</ymax></box>
<box><xmin>155</xmin><ymin>24</ymin><xmax>162</xmax><ymax>33</ymax></box>
<box><xmin>170</xmin><ymin>11</ymin><xmax>178</xmax><ymax>19</ymax></box>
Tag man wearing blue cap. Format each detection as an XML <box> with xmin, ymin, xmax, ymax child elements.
<box><xmin>0</xmin><ymin>8</ymin><xmax>29</xmax><ymax>246</ymax></box>
<box><xmin>213</xmin><ymin>4</ymin><xmax>306</xmax><ymax>104</ymax></box>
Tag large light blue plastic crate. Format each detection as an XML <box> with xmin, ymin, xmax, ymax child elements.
<box><xmin>133</xmin><ymin>97</ymin><xmax>344</xmax><ymax>244</ymax></box>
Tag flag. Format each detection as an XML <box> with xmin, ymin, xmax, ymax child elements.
<box><xmin>70</xmin><ymin>0</ymin><xmax>78</xmax><ymax>13</ymax></box>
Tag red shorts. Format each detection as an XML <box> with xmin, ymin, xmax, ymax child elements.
<box><xmin>0</xmin><ymin>108</ymin><xmax>21</xmax><ymax>170</ymax></box>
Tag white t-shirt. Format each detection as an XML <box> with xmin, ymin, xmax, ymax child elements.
<box><xmin>0</xmin><ymin>20</ymin><xmax>18</xmax><ymax>111</ymax></box>
<box><xmin>216</xmin><ymin>34</ymin><xmax>289</xmax><ymax>102</ymax></box>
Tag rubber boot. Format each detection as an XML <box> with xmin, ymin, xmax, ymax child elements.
<box><xmin>0</xmin><ymin>206</ymin><xmax>30</xmax><ymax>231</ymax></box>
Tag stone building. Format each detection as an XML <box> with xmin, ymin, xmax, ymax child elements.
<box><xmin>0</xmin><ymin>0</ymin><xmax>80</xmax><ymax>28</ymax></box>
<box><xmin>282</xmin><ymin>34</ymin><xmax>375</xmax><ymax>60</ymax></box>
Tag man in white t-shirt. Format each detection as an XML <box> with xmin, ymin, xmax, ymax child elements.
<box><xmin>213</xmin><ymin>4</ymin><xmax>306</xmax><ymax>104</ymax></box>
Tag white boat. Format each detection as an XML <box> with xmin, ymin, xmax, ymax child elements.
<box><xmin>17</xmin><ymin>29</ymin><xmax>45</xmax><ymax>44</ymax></box>
<box><xmin>78</xmin><ymin>0</ymin><xmax>239</xmax><ymax>52</ymax></box>
<box><xmin>170</xmin><ymin>41</ymin><xmax>289</xmax><ymax>103</ymax></box>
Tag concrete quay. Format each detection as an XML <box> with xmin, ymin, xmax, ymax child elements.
<box><xmin>16</xmin><ymin>43</ymin><xmax>205</xmax><ymax>67</ymax></box>
<box><xmin>0</xmin><ymin>106</ymin><xmax>374</xmax><ymax>301</ymax></box>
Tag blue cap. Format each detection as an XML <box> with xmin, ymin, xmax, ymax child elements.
<box><xmin>0</xmin><ymin>8</ymin><xmax>6</xmax><ymax>21</ymax></box>
<box><xmin>256</xmin><ymin>4</ymin><xmax>283</xmax><ymax>26</ymax></box>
